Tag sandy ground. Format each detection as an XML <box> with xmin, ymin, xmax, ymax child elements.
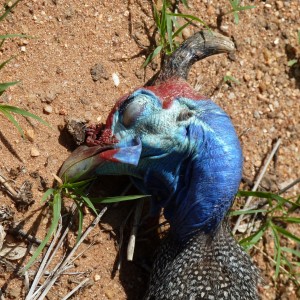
<box><xmin>0</xmin><ymin>0</ymin><xmax>299</xmax><ymax>299</ymax></box>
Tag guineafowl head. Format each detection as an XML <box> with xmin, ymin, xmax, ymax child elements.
<box><xmin>59</xmin><ymin>31</ymin><xmax>243</xmax><ymax>243</ymax></box>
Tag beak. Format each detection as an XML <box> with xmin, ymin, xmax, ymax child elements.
<box><xmin>59</xmin><ymin>137</ymin><xmax>142</xmax><ymax>182</ymax></box>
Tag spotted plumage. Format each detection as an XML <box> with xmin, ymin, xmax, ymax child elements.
<box><xmin>145</xmin><ymin>223</ymin><xmax>259</xmax><ymax>299</ymax></box>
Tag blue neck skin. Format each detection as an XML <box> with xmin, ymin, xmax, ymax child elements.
<box><xmin>95</xmin><ymin>91</ymin><xmax>243</xmax><ymax>243</ymax></box>
<box><xmin>130</xmin><ymin>98</ymin><xmax>243</xmax><ymax>243</ymax></box>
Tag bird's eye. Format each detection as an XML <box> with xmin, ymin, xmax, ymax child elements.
<box><xmin>122</xmin><ymin>97</ymin><xmax>147</xmax><ymax>127</ymax></box>
<box><xmin>177</xmin><ymin>109</ymin><xmax>194</xmax><ymax>122</ymax></box>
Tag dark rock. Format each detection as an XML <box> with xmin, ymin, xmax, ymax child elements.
<box><xmin>90</xmin><ymin>63</ymin><xmax>109</xmax><ymax>82</ymax></box>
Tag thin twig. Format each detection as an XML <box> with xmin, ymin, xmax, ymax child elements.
<box><xmin>33</xmin><ymin>207</ymin><xmax>107</xmax><ymax>300</ymax></box>
<box><xmin>25</xmin><ymin>220</ymin><xmax>63</xmax><ymax>300</ymax></box>
<box><xmin>9</xmin><ymin>225</ymin><xmax>42</xmax><ymax>245</ymax></box>
<box><xmin>127</xmin><ymin>200</ymin><xmax>144</xmax><ymax>261</ymax></box>
<box><xmin>233</xmin><ymin>138</ymin><xmax>282</xmax><ymax>234</ymax></box>
<box><xmin>253</xmin><ymin>245</ymin><xmax>297</xmax><ymax>281</ymax></box>
<box><xmin>117</xmin><ymin>206</ymin><xmax>134</xmax><ymax>270</ymax></box>
<box><xmin>61</xmin><ymin>278</ymin><xmax>90</xmax><ymax>300</ymax></box>
<box><xmin>69</xmin><ymin>240</ymin><xmax>96</xmax><ymax>266</ymax></box>
<box><xmin>0</xmin><ymin>172</ymin><xmax>18</xmax><ymax>198</ymax></box>
<box><xmin>24</xmin><ymin>271</ymin><xmax>30</xmax><ymax>292</ymax></box>
<box><xmin>279</xmin><ymin>177</ymin><xmax>300</xmax><ymax>195</ymax></box>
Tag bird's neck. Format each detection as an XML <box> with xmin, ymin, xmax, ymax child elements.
<box><xmin>163</xmin><ymin>117</ymin><xmax>243</xmax><ymax>243</ymax></box>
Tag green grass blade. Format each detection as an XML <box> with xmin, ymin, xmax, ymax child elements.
<box><xmin>233</xmin><ymin>12</ymin><xmax>239</xmax><ymax>24</ymax></box>
<box><xmin>166</xmin><ymin>14</ymin><xmax>173</xmax><ymax>52</ymax></box>
<box><xmin>0</xmin><ymin>34</ymin><xmax>27</xmax><ymax>39</ymax></box>
<box><xmin>81</xmin><ymin>195</ymin><xmax>98</xmax><ymax>215</ymax></box>
<box><xmin>269</xmin><ymin>223</ymin><xmax>281</xmax><ymax>278</ymax></box>
<box><xmin>41</xmin><ymin>188</ymin><xmax>55</xmax><ymax>203</ymax></box>
<box><xmin>172</xmin><ymin>21</ymin><xmax>190</xmax><ymax>39</ymax></box>
<box><xmin>76</xmin><ymin>202</ymin><xmax>83</xmax><ymax>243</ymax></box>
<box><xmin>63</xmin><ymin>178</ymin><xmax>95</xmax><ymax>189</ymax></box>
<box><xmin>180</xmin><ymin>0</ymin><xmax>189</xmax><ymax>8</ymax></box>
<box><xmin>167</xmin><ymin>13</ymin><xmax>209</xmax><ymax>30</ymax></box>
<box><xmin>273</xmin><ymin>225</ymin><xmax>300</xmax><ymax>244</ymax></box>
<box><xmin>223</xmin><ymin>75</ymin><xmax>240</xmax><ymax>84</ymax></box>
<box><xmin>275</xmin><ymin>246</ymin><xmax>281</xmax><ymax>278</ymax></box>
<box><xmin>0</xmin><ymin>81</ymin><xmax>19</xmax><ymax>92</ymax></box>
<box><xmin>0</xmin><ymin>106</ymin><xmax>24</xmax><ymax>136</ymax></box>
<box><xmin>229</xmin><ymin>208</ymin><xmax>267</xmax><ymax>216</ymax></box>
<box><xmin>142</xmin><ymin>45</ymin><xmax>163</xmax><ymax>68</ymax></box>
<box><xmin>91</xmin><ymin>195</ymin><xmax>148</xmax><ymax>204</ymax></box>
<box><xmin>237</xmin><ymin>190</ymin><xmax>299</xmax><ymax>208</ymax></box>
<box><xmin>160</xmin><ymin>0</ymin><xmax>167</xmax><ymax>37</ymax></box>
<box><xmin>275</xmin><ymin>216</ymin><xmax>300</xmax><ymax>224</ymax></box>
<box><xmin>288</xmin><ymin>59</ymin><xmax>298</xmax><ymax>67</ymax></box>
<box><xmin>282</xmin><ymin>247</ymin><xmax>300</xmax><ymax>259</ymax></box>
<box><xmin>153</xmin><ymin>4</ymin><xmax>160</xmax><ymax>28</ymax></box>
<box><xmin>0</xmin><ymin>0</ymin><xmax>23</xmax><ymax>21</ymax></box>
<box><xmin>0</xmin><ymin>56</ymin><xmax>14</xmax><ymax>71</ymax></box>
<box><xmin>24</xmin><ymin>192</ymin><xmax>61</xmax><ymax>271</ymax></box>
<box><xmin>1</xmin><ymin>105</ymin><xmax>51</xmax><ymax>127</ymax></box>
<box><xmin>239</xmin><ymin>225</ymin><xmax>266</xmax><ymax>250</ymax></box>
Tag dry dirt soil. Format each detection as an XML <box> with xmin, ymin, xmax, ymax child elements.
<box><xmin>0</xmin><ymin>0</ymin><xmax>300</xmax><ymax>299</ymax></box>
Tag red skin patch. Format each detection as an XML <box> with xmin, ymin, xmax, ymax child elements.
<box><xmin>106</xmin><ymin>77</ymin><xmax>205</xmax><ymax>126</ymax></box>
<box><xmin>87</xmin><ymin>77</ymin><xmax>206</xmax><ymax>145</ymax></box>
<box><xmin>145</xmin><ymin>77</ymin><xmax>206</xmax><ymax>108</ymax></box>
<box><xmin>86</xmin><ymin>125</ymin><xmax>118</xmax><ymax>147</ymax></box>
<box><xmin>99</xmin><ymin>148</ymin><xmax>121</xmax><ymax>162</ymax></box>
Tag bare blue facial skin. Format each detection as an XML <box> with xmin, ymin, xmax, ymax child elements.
<box><xmin>60</xmin><ymin>89</ymin><xmax>243</xmax><ymax>243</ymax></box>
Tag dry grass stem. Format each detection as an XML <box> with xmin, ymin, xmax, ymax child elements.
<box><xmin>61</xmin><ymin>278</ymin><xmax>90</xmax><ymax>300</ymax></box>
<box><xmin>26</xmin><ymin>206</ymin><xmax>107</xmax><ymax>300</ymax></box>
<box><xmin>233</xmin><ymin>138</ymin><xmax>282</xmax><ymax>234</ymax></box>
<box><xmin>127</xmin><ymin>200</ymin><xmax>144</xmax><ymax>261</ymax></box>
<box><xmin>0</xmin><ymin>172</ymin><xmax>19</xmax><ymax>199</ymax></box>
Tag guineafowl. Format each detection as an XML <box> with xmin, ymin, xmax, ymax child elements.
<box><xmin>59</xmin><ymin>30</ymin><xmax>260</xmax><ymax>299</ymax></box>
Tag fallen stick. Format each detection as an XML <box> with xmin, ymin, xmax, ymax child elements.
<box><xmin>32</xmin><ymin>207</ymin><xmax>107</xmax><ymax>300</ymax></box>
<box><xmin>232</xmin><ymin>138</ymin><xmax>282</xmax><ymax>234</ymax></box>
<box><xmin>61</xmin><ymin>278</ymin><xmax>90</xmax><ymax>300</ymax></box>
<box><xmin>0</xmin><ymin>172</ymin><xmax>18</xmax><ymax>199</ymax></box>
<box><xmin>127</xmin><ymin>200</ymin><xmax>144</xmax><ymax>261</ymax></box>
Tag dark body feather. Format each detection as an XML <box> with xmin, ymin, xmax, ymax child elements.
<box><xmin>145</xmin><ymin>223</ymin><xmax>259</xmax><ymax>300</ymax></box>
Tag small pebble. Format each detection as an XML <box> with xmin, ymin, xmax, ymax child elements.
<box><xmin>253</xmin><ymin>111</ymin><xmax>260</xmax><ymax>119</ymax></box>
<box><xmin>30</xmin><ymin>147</ymin><xmax>40</xmax><ymax>157</ymax></box>
<box><xmin>43</xmin><ymin>105</ymin><xmax>53</xmax><ymax>114</ymax></box>
<box><xmin>220</xmin><ymin>25</ymin><xmax>229</xmax><ymax>33</ymax></box>
<box><xmin>228</xmin><ymin>92</ymin><xmax>236</xmax><ymax>100</ymax></box>
<box><xmin>273</xmin><ymin>100</ymin><xmax>279</xmax><ymax>108</ymax></box>
<box><xmin>254</xmin><ymin>160</ymin><xmax>261</xmax><ymax>167</ymax></box>
<box><xmin>112</xmin><ymin>73</ymin><xmax>120</xmax><ymax>87</ymax></box>
<box><xmin>104</xmin><ymin>289</ymin><xmax>115</xmax><ymax>300</ymax></box>
<box><xmin>24</xmin><ymin>129</ymin><xmax>35</xmax><ymax>142</ymax></box>
<box><xmin>59</xmin><ymin>109</ymin><xmax>67</xmax><ymax>115</ymax></box>
<box><xmin>273</xmin><ymin>38</ymin><xmax>280</xmax><ymax>45</ymax></box>
<box><xmin>275</xmin><ymin>1</ymin><xmax>284</xmax><ymax>9</ymax></box>
<box><xmin>90</xmin><ymin>63</ymin><xmax>109</xmax><ymax>82</ymax></box>
<box><xmin>94</xmin><ymin>274</ymin><xmax>101</xmax><ymax>281</ymax></box>
<box><xmin>182</xmin><ymin>27</ymin><xmax>191</xmax><ymax>40</ymax></box>
<box><xmin>135</xmin><ymin>69</ymin><xmax>143</xmax><ymax>79</ymax></box>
